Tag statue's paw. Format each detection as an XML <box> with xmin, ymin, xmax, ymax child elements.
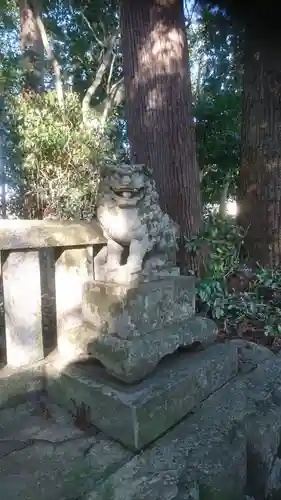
<box><xmin>107</xmin><ymin>263</ymin><xmax>141</xmax><ymax>284</ymax></box>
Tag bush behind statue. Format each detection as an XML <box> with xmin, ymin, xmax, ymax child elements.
<box><xmin>186</xmin><ymin>212</ymin><xmax>281</xmax><ymax>341</ymax></box>
<box><xmin>7</xmin><ymin>91</ymin><xmax>114</xmax><ymax>219</ymax></box>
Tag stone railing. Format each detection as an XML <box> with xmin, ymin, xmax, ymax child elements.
<box><xmin>0</xmin><ymin>219</ymin><xmax>105</xmax><ymax>369</ymax></box>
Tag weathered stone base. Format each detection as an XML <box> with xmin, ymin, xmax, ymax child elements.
<box><xmin>87</xmin><ymin>316</ymin><xmax>218</xmax><ymax>384</ymax></box>
<box><xmin>83</xmin><ymin>276</ymin><xmax>200</xmax><ymax>383</ymax></box>
<box><xmin>45</xmin><ymin>343</ymin><xmax>237</xmax><ymax>450</ymax></box>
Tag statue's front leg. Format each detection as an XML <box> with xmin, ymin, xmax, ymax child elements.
<box><xmin>94</xmin><ymin>245</ymin><xmax>108</xmax><ymax>281</ymax></box>
<box><xmin>106</xmin><ymin>239</ymin><xmax>124</xmax><ymax>270</ymax></box>
<box><xmin>126</xmin><ymin>235</ymin><xmax>150</xmax><ymax>274</ymax></box>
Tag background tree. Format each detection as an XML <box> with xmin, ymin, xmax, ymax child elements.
<box><xmin>119</xmin><ymin>0</ymin><xmax>202</xmax><ymax>271</ymax></box>
<box><xmin>200</xmin><ymin>1</ymin><xmax>281</xmax><ymax>267</ymax></box>
<box><xmin>1</xmin><ymin>0</ymin><xmax>243</xmax><ymax>225</ymax></box>
<box><xmin>1</xmin><ymin>0</ymin><xmax>126</xmax><ymax>219</ymax></box>
<box><xmin>239</xmin><ymin>29</ymin><xmax>281</xmax><ymax>267</ymax></box>
<box><xmin>19</xmin><ymin>0</ymin><xmax>44</xmax><ymax>93</ymax></box>
<box><xmin>191</xmin><ymin>8</ymin><xmax>241</xmax><ymax>213</ymax></box>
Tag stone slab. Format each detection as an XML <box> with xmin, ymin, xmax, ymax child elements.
<box><xmin>86</xmin><ymin>315</ymin><xmax>218</xmax><ymax>383</ymax></box>
<box><xmin>46</xmin><ymin>343</ymin><xmax>238</xmax><ymax>450</ymax></box>
<box><xmin>55</xmin><ymin>246</ymin><xmax>94</xmax><ymax>358</ymax></box>
<box><xmin>2</xmin><ymin>250</ymin><xmax>45</xmax><ymax>366</ymax></box>
<box><xmin>0</xmin><ymin>399</ymin><xmax>131</xmax><ymax>500</ymax></box>
<box><xmin>0</xmin><ymin>362</ymin><xmax>44</xmax><ymax>409</ymax></box>
<box><xmin>0</xmin><ymin>219</ymin><xmax>105</xmax><ymax>250</ymax></box>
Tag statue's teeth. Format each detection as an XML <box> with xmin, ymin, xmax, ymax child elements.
<box><xmin>122</xmin><ymin>192</ymin><xmax>132</xmax><ymax>198</ymax></box>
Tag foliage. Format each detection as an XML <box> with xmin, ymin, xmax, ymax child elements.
<box><xmin>186</xmin><ymin>211</ymin><xmax>243</xmax><ymax>278</ymax></box>
<box><xmin>0</xmin><ymin>0</ymin><xmax>244</xmax><ymax>214</ymax></box>
<box><xmin>189</xmin><ymin>8</ymin><xmax>242</xmax><ymax>205</ymax></box>
<box><xmin>7</xmin><ymin>91</ymin><xmax>112</xmax><ymax>219</ymax></box>
<box><xmin>186</xmin><ymin>214</ymin><xmax>281</xmax><ymax>339</ymax></box>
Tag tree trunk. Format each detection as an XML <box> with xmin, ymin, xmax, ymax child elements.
<box><xmin>238</xmin><ymin>32</ymin><xmax>281</xmax><ymax>267</ymax></box>
<box><xmin>119</xmin><ymin>0</ymin><xmax>202</xmax><ymax>272</ymax></box>
<box><xmin>19</xmin><ymin>0</ymin><xmax>44</xmax><ymax>93</ymax></box>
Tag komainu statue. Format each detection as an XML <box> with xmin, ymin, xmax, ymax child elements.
<box><xmin>82</xmin><ymin>162</ymin><xmax>216</xmax><ymax>384</ymax></box>
<box><xmin>94</xmin><ymin>163</ymin><xmax>179</xmax><ymax>283</ymax></box>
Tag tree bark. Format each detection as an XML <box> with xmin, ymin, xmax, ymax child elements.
<box><xmin>19</xmin><ymin>0</ymin><xmax>44</xmax><ymax>93</ymax></box>
<box><xmin>119</xmin><ymin>0</ymin><xmax>202</xmax><ymax>272</ymax></box>
<box><xmin>238</xmin><ymin>32</ymin><xmax>281</xmax><ymax>267</ymax></box>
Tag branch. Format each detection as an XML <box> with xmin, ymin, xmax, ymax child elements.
<box><xmin>100</xmin><ymin>77</ymin><xmax>124</xmax><ymax>129</ymax></box>
<box><xmin>82</xmin><ymin>33</ymin><xmax>118</xmax><ymax>127</ymax></box>
<box><xmin>35</xmin><ymin>14</ymin><xmax>64</xmax><ymax>108</ymax></box>
<box><xmin>80</xmin><ymin>12</ymin><xmax>105</xmax><ymax>47</ymax></box>
<box><xmin>106</xmin><ymin>52</ymin><xmax>116</xmax><ymax>94</ymax></box>
<box><xmin>199</xmin><ymin>164</ymin><xmax>217</xmax><ymax>182</ymax></box>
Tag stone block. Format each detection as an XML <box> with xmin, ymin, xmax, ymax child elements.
<box><xmin>83</xmin><ymin>276</ymin><xmax>196</xmax><ymax>337</ymax></box>
<box><xmin>0</xmin><ymin>219</ymin><xmax>105</xmax><ymax>250</ymax></box>
<box><xmin>87</xmin><ymin>315</ymin><xmax>218</xmax><ymax>383</ymax></box>
<box><xmin>2</xmin><ymin>250</ymin><xmax>44</xmax><ymax>367</ymax></box>
<box><xmin>55</xmin><ymin>246</ymin><xmax>94</xmax><ymax>359</ymax></box>
<box><xmin>82</xmin><ymin>277</ymin><xmax>215</xmax><ymax>383</ymax></box>
<box><xmin>82</xmin><ymin>382</ymin><xmax>247</xmax><ymax>500</ymax></box>
<box><xmin>46</xmin><ymin>343</ymin><xmax>237</xmax><ymax>450</ymax></box>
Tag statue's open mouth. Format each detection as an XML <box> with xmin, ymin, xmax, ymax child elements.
<box><xmin>111</xmin><ymin>187</ymin><xmax>143</xmax><ymax>200</ymax></box>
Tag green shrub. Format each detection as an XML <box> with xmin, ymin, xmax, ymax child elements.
<box><xmin>186</xmin><ymin>213</ymin><xmax>281</xmax><ymax>338</ymax></box>
<box><xmin>7</xmin><ymin>90</ymin><xmax>113</xmax><ymax>219</ymax></box>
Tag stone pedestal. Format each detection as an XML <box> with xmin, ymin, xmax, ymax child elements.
<box><xmin>46</xmin><ymin>343</ymin><xmax>237</xmax><ymax>450</ymax></box>
<box><xmin>82</xmin><ymin>276</ymin><xmax>205</xmax><ymax>383</ymax></box>
<box><xmin>46</xmin><ymin>273</ymin><xmax>226</xmax><ymax>450</ymax></box>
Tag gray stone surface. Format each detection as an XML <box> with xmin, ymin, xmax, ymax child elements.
<box><xmin>2</xmin><ymin>250</ymin><xmax>44</xmax><ymax>366</ymax></box>
<box><xmin>83</xmin><ymin>276</ymin><xmax>196</xmax><ymax>338</ymax></box>
<box><xmin>46</xmin><ymin>343</ymin><xmax>237</xmax><ymax>450</ymax></box>
<box><xmin>229</xmin><ymin>339</ymin><xmax>274</xmax><ymax>373</ymax></box>
<box><xmin>86</xmin><ymin>315</ymin><xmax>218</xmax><ymax>383</ymax></box>
<box><xmin>266</xmin><ymin>457</ymin><xmax>281</xmax><ymax>499</ymax></box>
<box><xmin>82</xmin><ymin>389</ymin><xmax>247</xmax><ymax>500</ymax></box>
<box><xmin>82</xmin><ymin>277</ymin><xmax>218</xmax><ymax>383</ymax></box>
<box><xmin>55</xmin><ymin>246</ymin><xmax>94</xmax><ymax>358</ymax></box>
<box><xmin>0</xmin><ymin>219</ymin><xmax>104</xmax><ymax>250</ymax></box>
<box><xmin>4</xmin><ymin>347</ymin><xmax>281</xmax><ymax>499</ymax></box>
<box><xmin>244</xmin><ymin>406</ymin><xmax>281</xmax><ymax>499</ymax></box>
<box><xmin>0</xmin><ymin>399</ymin><xmax>132</xmax><ymax>500</ymax></box>
<box><xmin>79</xmin><ymin>353</ymin><xmax>281</xmax><ymax>500</ymax></box>
<box><xmin>0</xmin><ymin>363</ymin><xmax>44</xmax><ymax>408</ymax></box>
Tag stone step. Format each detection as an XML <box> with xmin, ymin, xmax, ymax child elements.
<box><xmin>46</xmin><ymin>342</ymin><xmax>238</xmax><ymax>450</ymax></box>
<box><xmin>80</xmin><ymin>346</ymin><xmax>281</xmax><ymax>500</ymax></box>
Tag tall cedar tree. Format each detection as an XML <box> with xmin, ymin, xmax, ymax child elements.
<box><xmin>200</xmin><ymin>1</ymin><xmax>281</xmax><ymax>266</ymax></box>
<box><xmin>239</xmin><ymin>32</ymin><xmax>281</xmax><ymax>267</ymax></box>
<box><xmin>119</xmin><ymin>0</ymin><xmax>202</xmax><ymax>272</ymax></box>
